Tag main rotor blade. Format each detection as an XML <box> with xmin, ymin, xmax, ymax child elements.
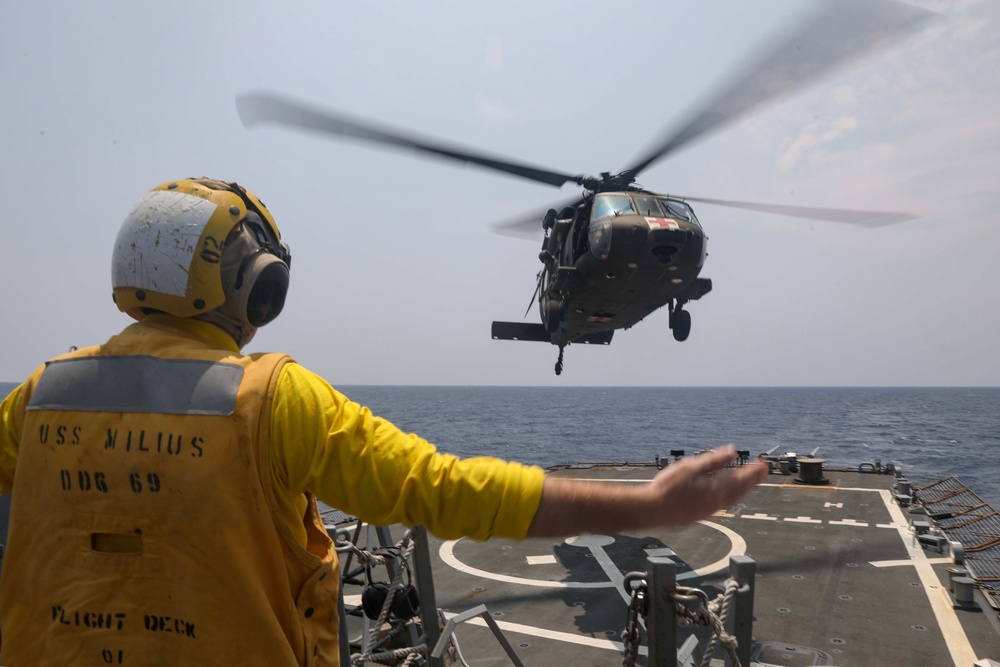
<box><xmin>236</xmin><ymin>92</ymin><xmax>584</xmax><ymax>189</ymax></box>
<box><xmin>681</xmin><ymin>196</ymin><xmax>915</xmax><ymax>228</ymax></box>
<box><xmin>622</xmin><ymin>0</ymin><xmax>934</xmax><ymax>180</ymax></box>
<box><xmin>490</xmin><ymin>196</ymin><xmax>586</xmax><ymax>240</ymax></box>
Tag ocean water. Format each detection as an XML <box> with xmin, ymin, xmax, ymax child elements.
<box><xmin>3</xmin><ymin>382</ymin><xmax>998</xmax><ymax>508</ymax></box>
<box><xmin>337</xmin><ymin>386</ymin><xmax>1000</xmax><ymax>510</ymax></box>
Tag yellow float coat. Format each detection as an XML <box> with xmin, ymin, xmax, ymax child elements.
<box><xmin>0</xmin><ymin>316</ymin><xmax>545</xmax><ymax>666</ymax></box>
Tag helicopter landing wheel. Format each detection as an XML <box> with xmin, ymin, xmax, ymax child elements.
<box><xmin>555</xmin><ymin>346</ymin><xmax>565</xmax><ymax>375</ymax></box>
<box><xmin>671</xmin><ymin>309</ymin><xmax>691</xmax><ymax>342</ymax></box>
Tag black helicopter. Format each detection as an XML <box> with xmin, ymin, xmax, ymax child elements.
<box><xmin>236</xmin><ymin>0</ymin><xmax>930</xmax><ymax>375</ymax></box>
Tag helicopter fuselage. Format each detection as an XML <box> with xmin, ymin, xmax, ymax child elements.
<box><xmin>537</xmin><ymin>192</ymin><xmax>712</xmax><ymax>347</ymax></box>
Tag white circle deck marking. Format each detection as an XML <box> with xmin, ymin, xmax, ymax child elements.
<box><xmin>564</xmin><ymin>534</ymin><xmax>615</xmax><ymax>548</ymax></box>
<box><xmin>439</xmin><ymin>520</ymin><xmax>746</xmax><ymax>588</ymax></box>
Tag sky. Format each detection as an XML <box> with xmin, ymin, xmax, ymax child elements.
<box><xmin>1</xmin><ymin>0</ymin><xmax>997</xmax><ymax>387</ymax></box>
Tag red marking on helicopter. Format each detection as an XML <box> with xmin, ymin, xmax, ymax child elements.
<box><xmin>645</xmin><ymin>217</ymin><xmax>680</xmax><ymax>230</ymax></box>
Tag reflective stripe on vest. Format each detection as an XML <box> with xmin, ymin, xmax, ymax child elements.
<box><xmin>27</xmin><ymin>355</ymin><xmax>244</xmax><ymax>415</ymax></box>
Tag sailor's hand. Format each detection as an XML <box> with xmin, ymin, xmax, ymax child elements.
<box><xmin>646</xmin><ymin>445</ymin><xmax>767</xmax><ymax>525</ymax></box>
<box><xmin>528</xmin><ymin>445</ymin><xmax>767</xmax><ymax>537</ymax></box>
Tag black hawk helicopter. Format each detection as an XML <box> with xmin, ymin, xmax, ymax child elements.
<box><xmin>236</xmin><ymin>0</ymin><xmax>930</xmax><ymax>375</ymax></box>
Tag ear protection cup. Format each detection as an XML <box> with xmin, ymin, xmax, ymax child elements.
<box><xmin>240</xmin><ymin>255</ymin><xmax>289</xmax><ymax>326</ymax></box>
<box><xmin>230</xmin><ymin>211</ymin><xmax>290</xmax><ymax>327</ymax></box>
<box><xmin>360</xmin><ymin>549</ymin><xmax>421</xmax><ymax>621</ymax></box>
<box><xmin>361</xmin><ymin>581</ymin><xmax>391</xmax><ymax>621</ymax></box>
<box><xmin>390</xmin><ymin>581</ymin><xmax>420</xmax><ymax>620</ymax></box>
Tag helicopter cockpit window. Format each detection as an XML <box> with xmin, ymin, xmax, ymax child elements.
<box><xmin>659</xmin><ymin>198</ymin><xmax>700</xmax><ymax>226</ymax></box>
<box><xmin>632</xmin><ymin>196</ymin><xmax>664</xmax><ymax>217</ymax></box>
<box><xmin>590</xmin><ymin>194</ymin><xmax>635</xmax><ymax>221</ymax></box>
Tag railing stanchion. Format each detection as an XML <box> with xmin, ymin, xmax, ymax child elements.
<box><xmin>729</xmin><ymin>555</ymin><xmax>756</xmax><ymax>667</ymax></box>
<box><xmin>646</xmin><ymin>556</ymin><xmax>677</xmax><ymax>666</ymax></box>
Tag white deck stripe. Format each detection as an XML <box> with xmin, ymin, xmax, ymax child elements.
<box><xmin>870</xmin><ymin>557</ymin><xmax>951</xmax><ymax>568</ymax></box>
<box><xmin>558</xmin><ymin>478</ymin><xmax>647</xmax><ymax>483</ymax></box>
<box><xmin>589</xmin><ymin>542</ymin><xmax>628</xmax><ymax>601</ymax></box>
<box><xmin>877</xmin><ymin>488</ymin><xmax>977</xmax><ymax>665</ymax></box>
<box><xmin>441</xmin><ymin>611</ymin><xmax>644</xmax><ymax>655</ymax></box>
<box><xmin>562</xmin><ymin>478</ymin><xmax>893</xmax><ymax>493</ymax></box>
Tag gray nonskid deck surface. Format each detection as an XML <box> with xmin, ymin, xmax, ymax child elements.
<box><xmin>398</xmin><ymin>466</ymin><xmax>999</xmax><ymax>666</ymax></box>
<box><xmin>2</xmin><ymin>464</ymin><xmax>997</xmax><ymax>665</ymax></box>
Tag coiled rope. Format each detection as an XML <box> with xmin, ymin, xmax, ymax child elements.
<box><xmin>621</xmin><ymin>578</ymin><xmax>742</xmax><ymax>667</ymax></box>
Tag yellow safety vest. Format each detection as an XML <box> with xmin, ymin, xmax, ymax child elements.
<box><xmin>0</xmin><ymin>322</ymin><xmax>340</xmax><ymax>666</ymax></box>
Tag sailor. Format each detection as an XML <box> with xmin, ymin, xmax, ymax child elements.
<box><xmin>0</xmin><ymin>178</ymin><xmax>766</xmax><ymax>666</ymax></box>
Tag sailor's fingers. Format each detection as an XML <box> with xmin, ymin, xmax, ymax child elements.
<box><xmin>676</xmin><ymin>446</ymin><xmax>738</xmax><ymax>475</ymax></box>
<box><xmin>648</xmin><ymin>446</ymin><xmax>767</xmax><ymax>524</ymax></box>
<box><xmin>710</xmin><ymin>461</ymin><xmax>769</xmax><ymax>506</ymax></box>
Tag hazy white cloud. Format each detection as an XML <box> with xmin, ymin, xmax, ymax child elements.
<box><xmin>953</xmin><ymin>15</ymin><xmax>990</xmax><ymax>41</ymax></box>
<box><xmin>774</xmin><ymin>95</ymin><xmax>999</xmax><ymax>214</ymax></box>
<box><xmin>777</xmin><ymin>116</ymin><xmax>859</xmax><ymax>171</ymax></box>
<box><xmin>767</xmin><ymin>0</ymin><xmax>999</xmax><ymax>213</ymax></box>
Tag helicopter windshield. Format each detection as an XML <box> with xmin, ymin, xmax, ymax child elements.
<box><xmin>590</xmin><ymin>194</ymin><xmax>635</xmax><ymax>220</ymax></box>
<box><xmin>659</xmin><ymin>198</ymin><xmax>699</xmax><ymax>225</ymax></box>
<box><xmin>632</xmin><ymin>196</ymin><xmax>664</xmax><ymax>217</ymax></box>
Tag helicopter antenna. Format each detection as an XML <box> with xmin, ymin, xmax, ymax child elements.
<box><xmin>525</xmin><ymin>270</ymin><xmax>544</xmax><ymax>318</ymax></box>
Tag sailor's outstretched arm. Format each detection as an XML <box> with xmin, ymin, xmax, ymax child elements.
<box><xmin>526</xmin><ymin>446</ymin><xmax>767</xmax><ymax>538</ymax></box>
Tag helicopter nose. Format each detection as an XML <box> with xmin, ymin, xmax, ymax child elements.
<box><xmin>653</xmin><ymin>245</ymin><xmax>678</xmax><ymax>263</ymax></box>
<box><xmin>649</xmin><ymin>228</ymin><xmax>691</xmax><ymax>264</ymax></box>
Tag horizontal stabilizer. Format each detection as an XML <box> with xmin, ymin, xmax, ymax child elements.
<box><xmin>491</xmin><ymin>322</ymin><xmax>614</xmax><ymax>346</ymax></box>
<box><xmin>492</xmin><ymin>321</ymin><xmax>551</xmax><ymax>343</ymax></box>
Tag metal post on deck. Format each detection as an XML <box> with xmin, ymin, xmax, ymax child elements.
<box><xmin>729</xmin><ymin>555</ymin><xmax>756</xmax><ymax>667</ymax></box>
<box><xmin>409</xmin><ymin>525</ymin><xmax>444</xmax><ymax>667</ymax></box>
<box><xmin>335</xmin><ymin>584</ymin><xmax>352</xmax><ymax>667</ymax></box>
<box><xmin>645</xmin><ymin>556</ymin><xmax>678</xmax><ymax>667</ymax></box>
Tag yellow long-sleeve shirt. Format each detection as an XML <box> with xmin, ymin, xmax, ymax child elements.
<box><xmin>0</xmin><ymin>316</ymin><xmax>545</xmax><ymax>546</ymax></box>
